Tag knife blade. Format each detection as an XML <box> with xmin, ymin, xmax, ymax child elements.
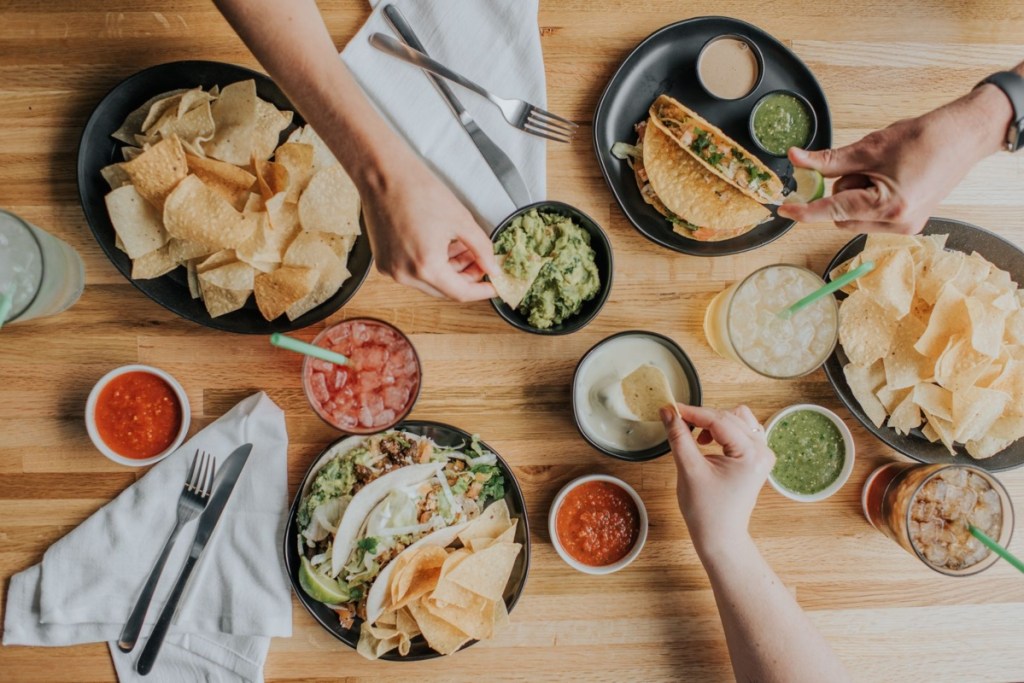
<box><xmin>381</xmin><ymin>4</ymin><xmax>532</xmax><ymax>210</ymax></box>
<box><xmin>136</xmin><ymin>443</ymin><xmax>252</xmax><ymax>675</ymax></box>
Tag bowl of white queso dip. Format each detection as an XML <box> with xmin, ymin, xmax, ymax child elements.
<box><xmin>572</xmin><ymin>331</ymin><xmax>702</xmax><ymax>461</ymax></box>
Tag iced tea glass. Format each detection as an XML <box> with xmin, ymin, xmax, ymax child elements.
<box><xmin>862</xmin><ymin>463</ymin><xmax>1015</xmax><ymax>577</ymax></box>
<box><xmin>703</xmin><ymin>264</ymin><xmax>837</xmax><ymax>379</ymax></box>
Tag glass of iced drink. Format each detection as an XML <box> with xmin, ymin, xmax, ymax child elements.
<box><xmin>0</xmin><ymin>208</ymin><xmax>85</xmax><ymax>325</ymax></box>
<box><xmin>703</xmin><ymin>264</ymin><xmax>838</xmax><ymax>378</ymax></box>
<box><xmin>302</xmin><ymin>318</ymin><xmax>422</xmax><ymax>433</ymax></box>
<box><xmin>862</xmin><ymin>463</ymin><xmax>1014</xmax><ymax>576</ymax></box>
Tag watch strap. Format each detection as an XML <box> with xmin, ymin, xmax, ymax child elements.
<box><xmin>977</xmin><ymin>71</ymin><xmax>1024</xmax><ymax>152</ymax></box>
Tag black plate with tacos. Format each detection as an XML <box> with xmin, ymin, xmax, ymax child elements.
<box><xmin>594</xmin><ymin>16</ymin><xmax>832</xmax><ymax>256</ymax></box>
<box><xmin>284</xmin><ymin>421</ymin><xmax>530</xmax><ymax>660</ymax></box>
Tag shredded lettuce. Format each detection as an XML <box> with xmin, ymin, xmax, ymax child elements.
<box><xmin>611</xmin><ymin>141</ymin><xmax>641</xmax><ymax>160</ymax></box>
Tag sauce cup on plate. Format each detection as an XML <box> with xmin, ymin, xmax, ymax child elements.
<box><xmin>748</xmin><ymin>89</ymin><xmax>817</xmax><ymax>158</ymax></box>
<box><xmin>85</xmin><ymin>364</ymin><xmax>190</xmax><ymax>467</ymax></box>
<box><xmin>302</xmin><ymin>317</ymin><xmax>422</xmax><ymax>434</ymax></box>
<box><xmin>549</xmin><ymin>474</ymin><xmax>648</xmax><ymax>575</ymax></box>
<box><xmin>765</xmin><ymin>404</ymin><xmax>855</xmax><ymax>502</ymax></box>
<box><xmin>696</xmin><ymin>34</ymin><xmax>764</xmax><ymax>101</ymax></box>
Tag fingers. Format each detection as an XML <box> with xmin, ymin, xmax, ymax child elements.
<box><xmin>428</xmin><ymin>266</ymin><xmax>497</xmax><ymax>302</ymax></box>
<box><xmin>832</xmin><ymin>173</ymin><xmax>872</xmax><ymax>194</ymax></box>
<box><xmin>677</xmin><ymin>404</ymin><xmax>756</xmax><ymax>457</ymax></box>
<box><xmin>660</xmin><ymin>406</ymin><xmax>705</xmax><ymax>471</ymax></box>
<box><xmin>777</xmin><ymin>185</ymin><xmax>887</xmax><ymax>224</ymax></box>
<box><xmin>453</xmin><ymin>222</ymin><xmax>499</xmax><ymax>278</ymax></box>
<box><xmin>788</xmin><ymin>143</ymin><xmax>868</xmax><ymax>178</ymax></box>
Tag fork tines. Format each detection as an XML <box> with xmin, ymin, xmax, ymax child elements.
<box><xmin>186</xmin><ymin>450</ymin><xmax>216</xmax><ymax>499</ymax></box>
<box><xmin>524</xmin><ymin>108</ymin><xmax>578</xmax><ymax>144</ymax></box>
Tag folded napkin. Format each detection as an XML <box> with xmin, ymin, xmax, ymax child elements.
<box><xmin>342</xmin><ymin>0</ymin><xmax>547</xmax><ymax>226</ymax></box>
<box><xmin>4</xmin><ymin>392</ymin><xmax>292</xmax><ymax>683</ymax></box>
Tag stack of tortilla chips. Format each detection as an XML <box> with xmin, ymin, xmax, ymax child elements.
<box><xmin>834</xmin><ymin>233</ymin><xmax>1024</xmax><ymax>459</ymax></box>
<box><xmin>358</xmin><ymin>500</ymin><xmax>521</xmax><ymax>659</ymax></box>
<box><xmin>101</xmin><ymin>80</ymin><xmax>361</xmax><ymax>321</ymax></box>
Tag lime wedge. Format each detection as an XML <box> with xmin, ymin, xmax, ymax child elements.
<box><xmin>785</xmin><ymin>168</ymin><xmax>825</xmax><ymax>204</ymax></box>
<box><xmin>299</xmin><ymin>556</ymin><xmax>349</xmax><ymax>604</ymax></box>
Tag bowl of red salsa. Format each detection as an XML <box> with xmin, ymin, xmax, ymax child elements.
<box><xmin>301</xmin><ymin>318</ymin><xmax>422</xmax><ymax>433</ymax></box>
<box><xmin>85</xmin><ymin>365</ymin><xmax>190</xmax><ymax>466</ymax></box>
<box><xmin>549</xmin><ymin>474</ymin><xmax>648</xmax><ymax>574</ymax></box>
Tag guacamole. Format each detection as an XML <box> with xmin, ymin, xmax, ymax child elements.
<box><xmin>494</xmin><ymin>209</ymin><xmax>600</xmax><ymax>329</ymax></box>
<box><xmin>768</xmin><ymin>410</ymin><xmax>845</xmax><ymax>495</ymax></box>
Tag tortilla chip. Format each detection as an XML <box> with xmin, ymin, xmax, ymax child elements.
<box><xmin>844</xmin><ymin>361</ymin><xmax>887</xmax><ymax>428</ymax></box>
<box><xmin>196</xmin><ymin>249</ymin><xmax>237</xmax><ymax>273</ymax></box>
<box><xmin>284</xmin><ymin>231</ymin><xmax>349</xmax><ymax>320</ymax></box>
<box><xmin>104</xmin><ymin>185</ymin><xmax>168</xmax><ymax>258</ymax></box>
<box><xmin>113</xmin><ymin>88</ymin><xmax>189</xmax><ymax>144</ymax></box>
<box><xmin>953</xmin><ymin>386</ymin><xmax>1009</xmax><ymax>443</ymax></box>
<box><xmin>621</xmin><ymin>364</ymin><xmax>677</xmax><ymax>421</ymax></box>
<box><xmin>491</xmin><ymin>253</ymin><xmax>545</xmax><ymax>310</ymax></box>
<box><xmin>202</xmin><ymin>79</ymin><xmax>259</xmax><ymax>165</ymax></box>
<box><xmin>458</xmin><ymin>499</ymin><xmax>513</xmax><ymax>546</ymax></box>
<box><xmin>151</xmin><ymin>99</ymin><xmax>215</xmax><ymax>145</ymax></box>
<box><xmin>167</xmin><ymin>237</ymin><xmax>214</xmax><ymax>263</ymax></box>
<box><xmin>391</xmin><ymin>546</ymin><xmax>447</xmax><ymax>611</ymax></box>
<box><xmin>186</xmin><ymin>259</ymin><xmax>200</xmax><ymax>299</ymax></box>
<box><xmin>297</xmin><ymin>164</ymin><xmax>361</xmax><ymax>235</ymax></box>
<box><xmin>889</xmin><ymin>391</ymin><xmax>923</xmax><ymax>435</ymax></box>
<box><xmin>966</xmin><ymin>295</ymin><xmax>1008</xmax><ymax>358</ymax></box>
<box><xmin>253</xmin><ymin>266</ymin><xmax>317</xmax><ymax>320</ymax></box>
<box><xmin>130</xmin><ymin>243</ymin><xmax>178</xmax><ymax>279</ymax></box>
<box><xmin>913</xmin><ymin>383</ymin><xmax>953</xmax><ymax>422</ymax></box>
<box><xmin>446</xmin><ymin>542</ymin><xmax>521</xmax><ymax>602</ymax></box>
<box><xmin>274</xmin><ymin>142</ymin><xmax>315</xmax><ymax>202</ymax></box>
<box><xmin>163</xmin><ymin>175</ymin><xmax>255</xmax><ymax>249</ymax></box>
<box><xmin>251</xmin><ymin>98</ymin><xmax>292</xmax><ymax>162</ymax></box>
<box><xmin>916</xmin><ymin>249</ymin><xmax>965</xmax><ymax>305</ymax></box>
<box><xmin>100</xmin><ymin>162</ymin><xmax>132</xmax><ymax>190</ymax></box>
<box><xmin>860</xmin><ymin>248</ymin><xmax>915</xmax><ymax>318</ymax></box>
<box><xmin>423</xmin><ymin>593</ymin><xmax>493</xmax><ymax>641</ymax></box>
<box><xmin>198</xmin><ymin>280</ymin><xmax>250</xmax><ymax>318</ymax></box>
<box><xmin>120</xmin><ymin>135</ymin><xmax>188</xmax><ymax>209</ymax></box>
<box><xmin>839</xmin><ymin>289</ymin><xmax>897</xmax><ymax>367</ymax></box>
<box><xmin>405</xmin><ymin>599</ymin><xmax>471</xmax><ymax>656</ymax></box>
<box><xmin>186</xmin><ymin>154</ymin><xmax>256</xmax><ymax>211</ymax></box>
<box><xmin>199</xmin><ymin>261</ymin><xmax>255</xmax><ymax>291</ymax></box>
<box><xmin>934</xmin><ymin>336</ymin><xmax>994</xmax><ymax>394</ymax></box>
<box><xmin>288</xmin><ymin>125</ymin><xmax>339</xmax><ymax>171</ymax></box>
<box><xmin>252</xmin><ymin>156</ymin><xmax>289</xmax><ymax>201</ymax></box>
<box><xmin>883</xmin><ymin>314</ymin><xmax>933</xmax><ymax>390</ymax></box>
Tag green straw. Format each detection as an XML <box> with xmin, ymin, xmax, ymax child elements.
<box><xmin>777</xmin><ymin>261</ymin><xmax>875</xmax><ymax>319</ymax></box>
<box><xmin>0</xmin><ymin>288</ymin><xmax>13</xmax><ymax>330</ymax></box>
<box><xmin>270</xmin><ymin>332</ymin><xmax>350</xmax><ymax>366</ymax></box>
<box><xmin>970</xmin><ymin>525</ymin><xmax>1024</xmax><ymax>575</ymax></box>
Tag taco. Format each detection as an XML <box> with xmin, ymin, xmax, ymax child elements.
<box><xmin>614</xmin><ymin>119</ymin><xmax>770</xmax><ymax>241</ymax></box>
<box><xmin>649</xmin><ymin>94</ymin><xmax>784</xmax><ymax>204</ymax></box>
<box><xmin>295</xmin><ymin>430</ymin><xmax>506</xmax><ymax>627</ymax></box>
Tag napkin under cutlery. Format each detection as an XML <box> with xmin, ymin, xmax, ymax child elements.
<box><xmin>4</xmin><ymin>392</ymin><xmax>292</xmax><ymax>683</ymax></box>
<box><xmin>342</xmin><ymin>0</ymin><xmax>548</xmax><ymax>225</ymax></box>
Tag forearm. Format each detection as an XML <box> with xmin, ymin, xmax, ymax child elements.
<box><xmin>697</xmin><ymin>537</ymin><xmax>850</xmax><ymax>683</ymax></box>
<box><xmin>213</xmin><ymin>0</ymin><xmax>413</xmax><ymax>197</ymax></box>
<box><xmin>936</xmin><ymin>60</ymin><xmax>1022</xmax><ymax>162</ymax></box>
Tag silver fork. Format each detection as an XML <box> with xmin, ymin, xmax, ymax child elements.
<box><xmin>369</xmin><ymin>32</ymin><xmax>578</xmax><ymax>143</ymax></box>
<box><xmin>117</xmin><ymin>450</ymin><xmax>216</xmax><ymax>653</ymax></box>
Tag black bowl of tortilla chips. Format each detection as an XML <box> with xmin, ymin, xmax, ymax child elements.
<box><xmin>823</xmin><ymin>218</ymin><xmax>1024</xmax><ymax>471</ymax></box>
<box><xmin>78</xmin><ymin>60</ymin><xmax>372</xmax><ymax>333</ymax></box>
<box><xmin>283</xmin><ymin>421</ymin><xmax>531</xmax><ymax>660</ymax></box>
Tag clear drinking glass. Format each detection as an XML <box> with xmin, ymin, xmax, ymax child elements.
<box><xmin>862</xmin><ymin>462</ymin><xmax>1015</xmax><ymax>577</ymax></box>
<box><xmin>0</xmin><ymin>208</ymin><xmax>84</xmax><ymax>324</ymax></box>
<box><xmin>703</xmin><ymin>264</ymin><xmax>837</xmax><ymax>379</ymax></box>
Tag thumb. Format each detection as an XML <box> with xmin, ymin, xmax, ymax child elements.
<box><xmin>661</xmin><ymin>406</ymin><xmax>704</xmax><ymax>472</ymax></box>
<box><xmin>788</xmin><ymin>144</ymin><xmax>864</xmax><ymax>179</ymax></box>
<box><xmin>456</xmin><ymin>221</ymin><xmax>499</xmax><ymax>278</ymax></box>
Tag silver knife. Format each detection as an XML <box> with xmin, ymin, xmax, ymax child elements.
<box><xmin>136</xmin><ymin>443</ymin><xmax>252</xmax><ymax>676</ymax></box>
<box><xmin>381</xmin><ymin>4</ymin><xmax>532</xmax><ymax>210</ymax></box>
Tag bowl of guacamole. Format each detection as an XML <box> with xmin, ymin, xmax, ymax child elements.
<box><xmin>765</xmin><ymin>404</ymin><xmax>855</xmax><ymax>502</ymax></box>
<box><xmin>490</xmin><ymin>201</ymin><xmax>612</xmax><ymax>335</ymax></box>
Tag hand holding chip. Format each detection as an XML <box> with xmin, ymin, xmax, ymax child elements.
<box><xmin>360</xmin><ymin>151</ymin><xmax>499</xmax><ymax>302</ymax></box>
<box><xmin>778</xmin><ymin>76</ymin><xmax>1017</xmax><ymax>234</ymax></box>
<box><xmin>660</xmin><ymin>404</ymin><xmax>775</xmax><ymax>555</ymax></box>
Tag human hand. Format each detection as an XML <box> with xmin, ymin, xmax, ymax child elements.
<box><xmin>360</xmin><ymin>153</ymin><xmax>499</xmax><ymax>301</ymax></box>
<box><xmin>660</xmin><ymin>404</ymin><xmax>775</xmax><ymax>555</ymax></box>
<box><xmin>777</xmin><ymin>84</ymin><xmax>1013</xmax><ymax>234</ymax></box>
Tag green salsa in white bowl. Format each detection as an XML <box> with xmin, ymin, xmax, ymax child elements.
<box><xmin>765</xmin><ymin>404</ymin><xmax>854</xmax><ymax>502</ymax></box>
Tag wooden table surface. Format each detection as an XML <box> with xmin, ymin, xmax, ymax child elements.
<box><xmin>3</xmin><ymin>1</ymin><xmax>1024</xmax><ymax>681</ymax></box>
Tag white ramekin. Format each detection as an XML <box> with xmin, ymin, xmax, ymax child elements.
<box><xmin>765</xmin><ymin>403</ymin><xmax>855</xmax><ymax>502</ymax></box>
<box><xmin>85</xmin><ymin>364</ymin><xmax>190</xmax><ymax>467</ymax></box>
<box><xmin>548</xmin><ymin>474</ymin><xmax>649</xmax><ymax>575</ymax></box>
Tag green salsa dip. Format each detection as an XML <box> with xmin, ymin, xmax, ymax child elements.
<box><xmin>768</xmin><ymin>410</ymin><xmax>845</xmax><ymax>495</ymax></box>
<box><xmin>751</xmin><ymin>92</ymin><xmax>813</xmax><ymax>156</ymax></box>
<box><xmin>494</xmin><ymin>209</ymin><xmax>600</xmax><ymax>329</ymax></box>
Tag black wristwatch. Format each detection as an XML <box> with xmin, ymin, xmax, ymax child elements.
<box><xmin>976</xmin><ymin>71</ymin><xmax>1024</xmax><ymax>152</ymax></box>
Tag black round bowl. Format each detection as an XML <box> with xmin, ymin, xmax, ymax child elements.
<box><xmin>571</xmin><ymin>330</ymin><xmax>704</xmax><ymax>461</ymax></box>
<box><xmin>77</xmin><ymin>60</ymin><xmax>372</xmax><ymax>334</ymax></box>
<box><xmin>283</xmin><ymin>421</ymin><xmax>531</xmax><ymax>660</ymax></box>
<box><xmin>823</xmin><ymin>217</ymin><xmax>1024</xmax><ymax>472</ymax></box>
<box><xmin>748</xmin><ymin>89</ymin><xmax>818</xmax><ymax>157</ymax></box>
<box><xmin>695</xmin><ymin>34</ymin><xmax>765</xmax><ymax>101</ymax></box>
<box><xmin>489</xmin><ymin>200</ymin><xmax>613</xmax><ymax>335</ymax></box>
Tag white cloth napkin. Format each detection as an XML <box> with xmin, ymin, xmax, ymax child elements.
<box><xmin>3</xmin><ymin>392</ymin><xmax>292</xmax><ymax>683</ymax></box>
<box><xmin>342</xmin><ymin>0</ymin><xmax>548</xmax><ymax>226</ymax></box>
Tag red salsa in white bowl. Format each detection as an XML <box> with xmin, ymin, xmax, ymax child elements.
<box><xmin>302</xmin><ymin>318</ymin><xmax>421</xmax><ymax>433</ymax></box>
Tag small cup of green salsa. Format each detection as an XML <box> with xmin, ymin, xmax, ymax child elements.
<box><xmin>749</xmin><ymin>90</ymin><xmax>816</xmax><ymax>157</ymax></box>
<box><xmin>765</xmin><ymin>404</ymin><xmax>854</xmax><ymax>502</ymax></box>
